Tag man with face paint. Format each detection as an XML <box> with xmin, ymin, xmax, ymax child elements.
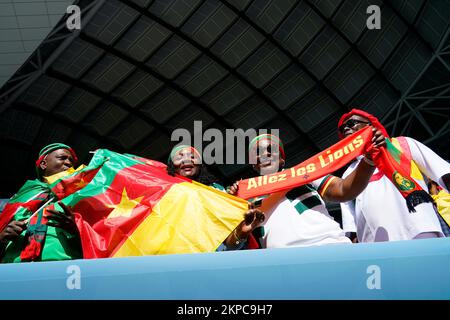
<box><xmin>0</xmin><ymin>143</ymin><xmax>82</xmax><ymax>262</ymax></box>
<box><xmin>338</xmin><ymin>109</ymin><xmax>449</xmax><ymax>242</ymax></box>
<box><xmin>228</xmin><ymin>131</ymin><xmax>386</xmax><ymax>249</ymax></box>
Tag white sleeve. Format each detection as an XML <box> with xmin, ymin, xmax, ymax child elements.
<box><xmin>340</xmin><ymin>200</ymin><xmax>357</xmax><ymax>233</ymax></box>
<box><xmin>406</xmin><ymin>137</ymin><xmax>450</xmax><ymax>191</ymax></box>
<box><xmin>339</xmin><ymin>164</ymin><xmax>358</xmax><ymax>233</ymax></box>
<box><xmin>310</xmin><ymin>175</ymin><xmax>328</xmax><ymax>191</ymax></box>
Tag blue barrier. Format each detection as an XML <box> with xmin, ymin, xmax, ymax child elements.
<box><xmin>0</xmin><ymin>237</ymin><xmax>449</xmax><ymax>300</ymax></box>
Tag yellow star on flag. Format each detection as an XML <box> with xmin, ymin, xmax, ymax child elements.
<box><xmin>107</xmin><ymin>188</ymin><xmax>144</xmax><ymax>219</ymax></box>
<box><xmin>74</xmin><ymin>178</ymin><xmax>88</xmax><ymax>189</ymax></box>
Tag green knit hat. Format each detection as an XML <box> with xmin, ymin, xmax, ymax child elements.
<box><xmin>168</xmin><ymin>145</ymin><xmax>202</xmax><ymax>163</ymax></box>
<box><xmin>249</xmin><ymin>134</ymin><xmax>285</xmax><ymax>160</ymax></box>
<box><xmin>35</xmin><ymin>143</ymin><xmax>78</xmax><ymax>177</ymax></box>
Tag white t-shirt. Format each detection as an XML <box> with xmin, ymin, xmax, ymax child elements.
<box><xmin>341</xmin><ymin>137</ymin><xmax>449</xmax><ymax>242</ymax></box>
<box><xmin>255</xmin><ymin>176</ymin><xmax>351</xmax><ymax>248</ymax></box>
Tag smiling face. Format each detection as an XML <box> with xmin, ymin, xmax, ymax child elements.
<box><xmin>171</xmin><ymin>148</ymin><xmax>201</xmax><ymax>179</ymax></box>
<box><xmin>339</xmin><ymin>115</ymin><xmax>372</xmax><ymax>137</ymax></box>
<box><xmin>39</xmin><ymin>148</ymin><xmax>74</xmax><ymax>177</ymax></box>
<box><xmin>251</xmin><ymin>139</ymin><xmax>285</xmax><ymax>175</ymax></box>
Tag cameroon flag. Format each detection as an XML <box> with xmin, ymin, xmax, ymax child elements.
<box><xmin>0</xmin><ymin>160</ymin><xmax>106</xmax><ymax>262</ymax></box>
<box><xmin>0</xmin><ymin>162</ymin><xmax>105</xmax><ymax>233</ymax></box>
<box><xmin>62</xmin><ymin>149</ymin><xmax>247</xmax><ymax>259</ymax></box>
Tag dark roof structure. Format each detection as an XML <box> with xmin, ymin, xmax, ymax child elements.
<box><xmin>1</xmin><ymin>0</ymin><xmax>449</xmax><ymax>197</ymax></box>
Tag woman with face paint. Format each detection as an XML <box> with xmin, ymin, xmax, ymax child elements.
<box><xmin>228</xmin><ymin>131</ymin><xmax>386</xmax><ymax>249</ymax></box>
<box><xmin>167</xmin><ymin>145</ymin><xmax>264</xmax><ymax>250</ymax></box>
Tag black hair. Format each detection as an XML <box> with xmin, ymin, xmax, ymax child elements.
<box><xmin>166</xmin><ymin>159</ymin><xmax>219</xmax><ymax>186</ymax></box>
<box><xmin>427</xmin><ymin>180</ymin><xmax>438</xmax><ymax>189</ymax></box>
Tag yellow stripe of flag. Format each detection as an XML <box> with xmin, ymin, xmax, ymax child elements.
<box><xmin>113</xmin><ymin>181</ymin><xmax>248</xmax><ymax>257</ymax></box>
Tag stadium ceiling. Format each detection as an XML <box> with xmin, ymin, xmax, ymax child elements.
<box><xmin>0</xmin><ymin>0</ymin><xmax>449</xmax><ymax>197</ymax></box>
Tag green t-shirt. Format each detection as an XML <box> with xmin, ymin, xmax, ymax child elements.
<box><xmin>1</xmin><ymin>179</ymin><xmax>82</xmax><ymax>263</ymax></box>
<box><xmin>2</xmin><ymin>225</ymin><xmax>81</xmax><ymax>263</ymax></box>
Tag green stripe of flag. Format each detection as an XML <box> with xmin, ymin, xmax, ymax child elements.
<box><xmin>386</xmin><ymin>138</ymin><xmax>401</xmax><ymax>164</ymax></box>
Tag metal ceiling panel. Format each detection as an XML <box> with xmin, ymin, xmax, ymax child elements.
<box><xmin>115</xmin><ymin>16</ymin><xmax>172</xmax><ymax>62</ymax></box>
<box><xmin>200</xmin><ymin>75</ymin><xmax>252</xmax><ymax>115</ymax></box>
<box><xmin>210</xmin><ymin>19</ymin><xmax>265</xmax><ymax>68</ymax></box>
<box><xmin>299</xmin><ymin>26</ymin><xmax>350</xmax><ymax>80</ymax></box>
<box><xmin>174</xmin><ymin>55</ymin><xmax>228</xmax><ymax>96</ymax></box>
<box><xmin>383</xmin><ymin>33</ymin><xmax>431</xmax><ymax>93</ymax></box>
<box><xmin>113</xmin><ymin>70</ymin><xmax>164</xmax><ymax>108</ymax></box>
<box><xmin>82</xmin><ymin>54</ymin><xmax>136</xmax><ymax>93</ymax></box>
<box><xmin>140</xmin><ymin>88</ymin><xmax>189</xmax><ymax>124</ymax></box>
<box><xmin>225</xmin><ymin>95</ymin><xmax>277</xmax><ymax>130</ymax></box>
<box><xmin>224</xmin><ymin>0</ymin><xmax>252</xmax><ymax>12</ymax></box>
<box><xmin>0</xmin><ymin>108</ymin><xmax>43</xmax><ymax>145</ymax></box>
<box><xmin>82</xmin><ymin>101</ymin><xmax>129</xmax><ymax>135</ymax></box>
<box><xmin>263</xmin><ymin>64</ymin><xmax>315</xmax><ymax>110</ymax></box>
<box><xmin>181</xmin><ymin>0</ymin><xmax>236</xmax><ymax>48</ymax></box>
<box><xmin>390</xmin><ymin>0</ymin><xmax>425</xmax><ymax>25</ymax></box>
<box><xmin>148</xmin><ymin>0</ymin><xmax>203</xmax><ymax>28</ymax></box>
<box><xmin>308</xmin><ymin>113</ymin><xmax>341</xmax><ymax>149</ymax></box>
<box><xmin>348</xmin><ymin>76</ymin><xmax>398</xmax><ymax>119</ymax></box>
<box><xmin>52</xmin><ymin>38</ymin><xmax>104</xmax><ymax>79</ymax></box>
<box><xmin>166</xmin><ymin>103</ymin><xmax>214</xmax><ymax>131</ymax></box>
<box><xmin>357</xmin><ymin>7</ymin><xmax>408</xmax><ymax>68</ymax></box>
<box><xmin>288</xmin><ymin>88</ymin><xmax>340</xmax><ymax>133</ymax></box>
<box><xmin>273</xmin><ymin>1</ymin><xmax>325</xmax><ymax>56</ymax></box>
<box><xmin>245</xmin><ymin>0</ymin><xmax>297</xmax><ymax>34</ymax></box>
<box><xmin>33</xmin><ymin>118</ymin><xmax>72</xmax><ymax>147</ymax></box>
<box><xmin>17</xmin><ymin>75</ymin><xmax>71</xmax><ymax>111</ymax></box>
<box><xmin>264</xmin><ymin>116</ymin><xmax>299</xmax><ymax>145</ymax></box>
<box><xmin>309</xmin><ymin>0</ymin><xmax>344</xmax><ymax>19</ymax></box>
<box><xmin>133</xmin><ymin>131</ymin><xmax>172</xmax><ymax>159</ymax></box>
<box><xmin>415</xmin><ymin>0</ymin><xmax>449</xmax><ymax>49</ymax></box>
<box><xmin>54</xmin><ymin>87</ymin><xmax>102</xmax><ymax>123</ymax></box>
<box><xmin>128</xmin><ymin>0</ymin><xmax>153</xmax><ymax>8</ymax></box>
<box><xmin>237</xmin><ymin>41</ymin><xmax>290</xmax><ymax>88</ymax></box>
<box><xmin>146</xmin><ymin>35</ymin><xmax>201</xmax><ymax>79</ymax></box>
<box><xmin>109</xmin><ymin>115</ymin><xmax>154</xmax><ymax>148</ymax></box>
<box><xmin>83</xmin><ymin>0</ymin><xmax>139</xmax><ymax>46</ymax></box>
<box><xmin>324</xmin><ymin>51</ymin><xmax>375</xmax><ymax>104</ymax></box>
<box><xmin>332</xmin><ymin>0</ymin><xmax>382</xmax><ymax>43</ymax></box>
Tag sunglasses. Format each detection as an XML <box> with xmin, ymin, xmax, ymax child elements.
<box><xmin>339</xmin><ymin>119</ymin><xmax>371</xmax><ymax>133</ymax></box>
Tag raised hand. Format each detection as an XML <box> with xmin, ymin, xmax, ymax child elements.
<box><xmin>371</xmin><ymin>127</ymin><xmax>386</xmax><ymax>149</ymax></box>
<box><xmin>235</xmin><ymin>208</ymin><xmax>265</xmax><ymax>238</ymax></box>
<box><xmin>46</xmin><ymin>201</ymin><xmax>78</xmax><ymax>235</ymax></box>
<box><xmin>227</xmin><ymin>180</ymin><xmax>240</xmax><ymax>196</ymax></box>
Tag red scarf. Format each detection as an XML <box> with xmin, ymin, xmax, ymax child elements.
<box><xmin>339</xmin><ymin>109</ymin><xmax>433</xmax><ymax>212</ymax></box>
<box><xmin>237</xmin><ymin>127</ymin><xmax>374</xmax><ymax>199</ymax></box>
<box><xmin>238</xmin><ymin>110</ymin><xmax>433</xmax><ymax>212</ymax></box>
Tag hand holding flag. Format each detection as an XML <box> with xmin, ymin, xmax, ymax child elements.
<box><xmin>46</xmin><ymin>201</ymin><xmax>78</xmax><ymax>235</ymax></box>
<box><xmin>0</xmin><ymin>220</ymin><xmax>27</xmax><ymax>244</ymax></box>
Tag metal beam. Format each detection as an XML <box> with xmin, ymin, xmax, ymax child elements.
<box><xmin>0</xmin><ymin>0</ymin><xmax>106</xmax><ymax>113</ymax></box>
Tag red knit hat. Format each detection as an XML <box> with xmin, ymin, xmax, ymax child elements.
<box><xmin>338</xmin><ymin>108</ymin><xmax>390</xmax><ymax>139</ymax></box>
